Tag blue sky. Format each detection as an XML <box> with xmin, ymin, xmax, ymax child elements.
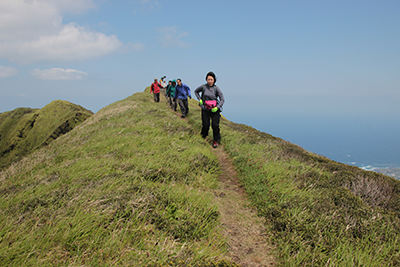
<box><xmin>1</xmin><ymin>0</ymin><xmax>400</xmax><ymax>164</ymax></box>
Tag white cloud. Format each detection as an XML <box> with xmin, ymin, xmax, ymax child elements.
<box><xmin>17</xmin><ymin>23</ymin><xmax>122</xmax><ymax>63</ymax></box>
<box><xmin>31</xmin><ymin>68</ymin><xmax>88</xmax><ymax>80</ymax></box>
<box><xmin>49</xmin><ymin>0</ymin><xmax>97</xmax><ymax>14</ymax></box>
<box><xmin>127</xmin><ymin>41</ymin><xmax>146</xmax><ymax>51</ymax></box>
<box><xmin>157</xmin><ymin>26</ymin><xmax>190</xmax><ymax>48</ymax></box>
<box><xmin>0</xmin><ymin>0</ymin><xmax>122</xmax><ymax>64</ymax></box>
<box><xmin>0</xmin><ymin>65</ymin><xmax>18</xmax><ymax>78</ymax></box>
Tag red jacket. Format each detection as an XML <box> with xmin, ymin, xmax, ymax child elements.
<box><xmin>151</xmin><ymin>82</ymin><xmax>161</xmax><ymax>94</ymax></box>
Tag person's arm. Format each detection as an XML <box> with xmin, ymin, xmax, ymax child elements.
<box><xmin>216</xmin><ymin>87</ymin><xmax>224</xmax><ymax>109</ymax></box>
<box><xmin>194</xmin><ymin>85</ymin><xmax>203</xmax><ymax>100</ymax></box>
<box><xmin>185</xmin><ymin>84</ymin><xmax>191</xmax><ymax>98</ymax></box>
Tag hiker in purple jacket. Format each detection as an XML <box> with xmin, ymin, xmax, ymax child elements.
<box><xmin>194</xmin><ymin>71</ymin><xmax>225</xmax><ymax>148</ymax></box>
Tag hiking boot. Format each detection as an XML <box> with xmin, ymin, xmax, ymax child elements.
<box><xmin>181</xmin><ymin>115</ymin><xmax>185</xmax><ymax>118</ymax></box>
<box><xmin>212</xmin><ymin>140</ymin><xmax>218</xmax><ymax>148</ymax></box>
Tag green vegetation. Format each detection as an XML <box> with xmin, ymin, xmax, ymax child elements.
<box><xmin>0</xmin><ymin>100</ymin><xmax>93</xmax><ymax>169</ymax></box>
<box><xmin>0</xmin><ymin>91</ymin><xmax>236</xmax><ymax>266</ymax></box>
<box><xmin>1</xmin><ymin>88</ymin><xmax>400</xmax><ymax>266</ymax></box>
<box><xmin>221</xmin><ymin>122</ymin><xmax>400</xmax><ymax>266</ymax></box>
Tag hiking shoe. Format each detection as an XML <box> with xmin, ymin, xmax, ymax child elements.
<box><xmin>212</xmin><ymin>140</ymin><xmax>218</xmax><ymax>148</ymax></box>
<box><xmin>181</xmin><ymin>115</ymin><xmax>185</xmax><ymax>118</ymax></box>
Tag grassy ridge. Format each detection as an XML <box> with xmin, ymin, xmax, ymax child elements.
<box><xmin>2</xmin><ymin>88</ymin><xmax>400</xmax><ymax>266</ymax></box>
<box><xmin>0</xmin><ymin>100</ymin><xmax>93</xmax><ymax>169</ymax></box>
<box><xmin>0</xmin><ymin>90</ymin><xmax>236</xmax><ymax>266</ymax></box>
<box><xmin>220</xmin><ymin>122</ymin><xmax>400</xmax><ymax>266</ymax></box>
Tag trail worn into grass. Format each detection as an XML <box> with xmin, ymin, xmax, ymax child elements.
<box><xmin>158</xmin><ymin>91</ymin><xmax>275</xmax><ymax>265</ymax></box>
<box><xmin>212</xmin><ymin>146</ymin><xmax>275</xmax><ymax>267</ymax></box>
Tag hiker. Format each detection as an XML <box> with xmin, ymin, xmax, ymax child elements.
<box><xmin>175</xmin><ymin>78</ymin><xmax>191</xmax><ymax>118</ymax></box>
<box><xmin>150</xmin><ymin>78</ymin><xmax>162</xmax><ymax>102</ymax></box>
<box><xmin>165</xmin><ymin>80</ymin><xmax>172</xmax><ymax>98</ymax></box>
<box><xmin>166</xmin><ymin>79</ymin><xmax>177</xmax><ymax>111</ymax></box>
<box><xmin>194</xmin><ymin>71</ymin><xmax>225</xmax><ymax>148</ymax></box>
<box><xmin>160</xmin><ymin>76</ymin><xmax>167</xmax><ymax>88</ymax></box>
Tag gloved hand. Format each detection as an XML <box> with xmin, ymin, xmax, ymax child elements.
<box><xmin>188</xmin><ymin>95</ymin><xmax>192</xmax><ymax>99</ymax></box>
<box><xmin>199</xmin><ymin>100</ymin><xmax>203</xmax><ymax>105</ymax></box>
<box><xmin>211</xmin><ymin>107</ymin><xmax>218</xmax><ymax>113</ymax></box>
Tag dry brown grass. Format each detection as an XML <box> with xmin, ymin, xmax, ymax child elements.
<box><xmin>343</xmin><ymin>175</ymin><xmax>393</xmax><ymax>207</ymax></box>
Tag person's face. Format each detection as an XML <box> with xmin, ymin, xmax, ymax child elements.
<box><xmin>207</xmin><ymin>76</ymin><xmax>214</xmax><ymax>86</ymax></box>
<box><xmin>177</xmin><ymin>80</ymin><xmax>182</xmax><ymax>86</ymax></box>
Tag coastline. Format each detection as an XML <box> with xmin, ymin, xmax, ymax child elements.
<box><xmin>344</xmin><ymin>163</ymin><xmax>400</xmax><ymax>180</ymax></box>
<box><xmin>374</xmin><ymin>167</ymin><xmax>400</xmax><ymax>180</ymax></box>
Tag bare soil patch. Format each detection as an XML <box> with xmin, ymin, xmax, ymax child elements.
<box><xmin>212</xmin><ymin>146</ymin><xmax>275</xmax><ymax>267</ymax></box>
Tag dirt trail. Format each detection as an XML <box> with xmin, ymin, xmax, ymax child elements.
<box><xmin>212</xmin><ymin>147</ymin><xmax>275</xmax><ymax>267</ymax></box>
<box><xmin>157</xmin><ymin>92</ymin><xmax>275</xmax><ymax>265</ymax></box>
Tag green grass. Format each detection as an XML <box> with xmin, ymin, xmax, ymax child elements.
<box><xmin>0</xmin><ymin>100</ymin><xmax>93</xmax><ymax>169</ymax></box>
<box><xmin>0</xmin><ymin>89</ymin><xmax>237</xmax><ymax>266</ymax></box>
<box><xmin>220</xmin><ymin>121</ymin><xmax>400</xmax><ymax>266</ymax></box>
<box><xmin>2</xmin><ymin>88</ymin><xmax>400</xmax><ymax>266</ymax></box>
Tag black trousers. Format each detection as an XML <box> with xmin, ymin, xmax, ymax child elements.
<box><xmin>178</xmin><ymin>99</ymin><xmax>189</xmax><ymax>116</ymax></box>
<box><xmin>201</xmin><ymin>109</ymin><xmax>221</xmax><ymax>141</ymax></box>
<box><xmin>153</xmin><ymin>93</ymin><xmax>160</xmax><ymax>102</ymax></box>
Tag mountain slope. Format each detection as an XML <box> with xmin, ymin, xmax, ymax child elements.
<box><xmin>0</xmin><ymin>100</ymin><xmax>93</xmax><ymax>169</ymax></box>
<box><xmin>0</xmin><ymin>90</ymin><xmax>238</xmax><ymax>266</ymax></box>
<box><xmin>1</xmin><ymin>88</ymin><xmax>400</xmax><ymax>266</ymax></box>
<box><xmin>220</xmin><ymin>118</ymin><xmax>400</xmax><ymax>266</ymax></box>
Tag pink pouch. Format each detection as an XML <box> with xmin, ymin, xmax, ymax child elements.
<box><xmin>205</xmin><ymin>100</ymin><xmax>217</xmax><ymax>110</ymax></box>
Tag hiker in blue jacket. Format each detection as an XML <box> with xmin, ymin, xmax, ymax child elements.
<box><xmin>175</xmin><ymin>78</ymin><xmax>191</xmax><ymax>118</ymax></box>
<box><xmin>194</xmin><ymin>71</ymin><xmax>225</xmax><ymax>148</ymax></box>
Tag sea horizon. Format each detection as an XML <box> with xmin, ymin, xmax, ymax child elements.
<box><xmin>228</xmin><ymin>113</ymin><xmax>400</xmax><ymax>179</ymax></box>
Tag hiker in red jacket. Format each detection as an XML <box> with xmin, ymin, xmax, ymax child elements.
<box><xmin>150</xmin><ymin>78</ymin><xmax>162</xmax><ymax>102</ymax></box>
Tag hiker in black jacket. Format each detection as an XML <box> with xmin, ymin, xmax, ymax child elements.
<box><xmin>194</xmin><ymin>71</ymin><xmax>225</xmax><ymax>148</ymax></box>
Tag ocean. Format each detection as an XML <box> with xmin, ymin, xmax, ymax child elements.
<box><xmin>230</xmin><ymin>114</ymin><xmax>400</xmax><ymax>177</ymax></box>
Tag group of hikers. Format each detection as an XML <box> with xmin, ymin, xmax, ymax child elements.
<box><xmin>150</xmin><ymin>72</ymin><xmax>225</xmax><ymax>148</ymax></box>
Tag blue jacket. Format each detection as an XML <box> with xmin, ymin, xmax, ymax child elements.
<box><xmin>175</xmin><ymin>83</ymin><xmax>191</xmax><ymax>99</ymax></box>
